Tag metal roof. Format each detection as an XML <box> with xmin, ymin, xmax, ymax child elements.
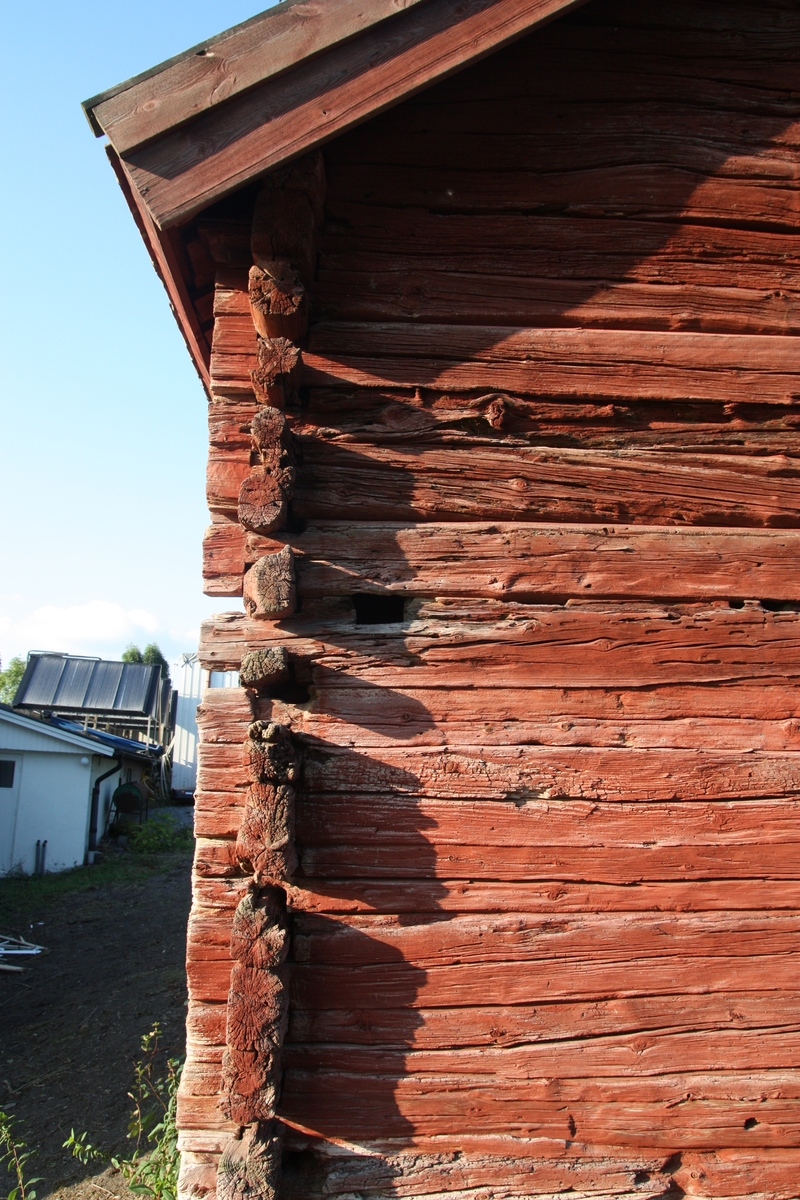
<box><xmin>0</xmin><ymin>704</ymin><xmax>116</xmax><ymax>757</ymax></box>
<box><xmin>47</xmin><ymin>716</ymin><xmax>163</xmax><ymax>759</ymax></box>
<box><xmin>13</xmin><ymin>654</ymin><xmax>161</xmax><ymax>717</ymax></box>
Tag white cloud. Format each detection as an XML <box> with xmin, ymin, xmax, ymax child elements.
<box><xmin>0</xmin><ymin>600</ymin><xmax>161</xmax><ymax>660</ymax></box>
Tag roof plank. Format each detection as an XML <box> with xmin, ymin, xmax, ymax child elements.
<box><xmin>110</xmin><ymin>0</ymin><xmax>588</xmax><ymax>228</ymax></box>
<box><xmin>86</xmin><ymin>0</ymin><xmax>432</xmax><ymax>154</ymax></box>
<box><xmin>107</xmin><ymin>147</ymin><xmax>212</xmax><ymax>392</ymax></box>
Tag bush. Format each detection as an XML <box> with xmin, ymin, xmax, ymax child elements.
<box><xmin>129</xmin><ymin>814</ymin><xmax>192</xmax><ymax>855</ymax></box>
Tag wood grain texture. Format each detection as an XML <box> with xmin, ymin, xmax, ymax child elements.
<box><xmin>288</xmin><ymin>444</ymin><xmax>800</xmax><ymax>527</ymax></box>
<box><xmin>179</xmin><ymin>1</ymin><xmax>800</xmax><ymax>1188</ymax></box>
<box><xmin>278</xmin><ymin>1069</ymin><xmax>800</xmax><ymax>1144</ymax></box>
<box><xmin>199</xmin><ymin>599</ymin><xmax>800</xmax><ymax>688</ymax></box>
<box><xmin>288</xmin><ymin>991</ymin><xmax>800</xmax><ymax>1048</ymax></box>
<box><xmin>202</xmin><ymin>519</ymin><xmax>800</xmax><ymax>602</ymax></box>
<box><xmin>265</xmin><ymin>523</ymin><xmax>800</xmax><ymax>601</ymax></box>
<box><xmin>277</xmin><ymin>1139</ymin><xmax>800</xmax><ymax>1200</ymax></box>
<box><xmin>305</xmin><ymin>323</ymin><xmax>800</xmax><ymax>402</ymax></box>
<box><xmin>241</xmin><ymin>743</ymin><xmax>800</xmax><ymax>802</ymax></box>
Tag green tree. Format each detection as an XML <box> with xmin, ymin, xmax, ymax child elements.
<box><xmin>123</xmin><ymin>643</ymin><xmax>170</xmax><ymax>685</ymax></box>
<box><xmin>143</xmin><ymin>644</ymin><xmax>170</xmax><ymax>684</ymax></box>
<box><xmin>0</xmin><ymin>657</ymin><xmax>26</xmax><ymax>705</ymax></box>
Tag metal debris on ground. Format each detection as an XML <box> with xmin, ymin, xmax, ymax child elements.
<box><xmin>0</xmin><ymin>934</ymin><xmax>46</xmax><ymax>972</ymax></box>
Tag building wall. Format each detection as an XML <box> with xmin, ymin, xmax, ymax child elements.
<box><xmin>178</xmin><ymin>2</ymin><xmax>800</xmax><ymax>1198</ymax></box>
<box><xmin>0</xmin><ymin>749</ymin><xmax>99</xmax><ymax>874</ymax></box>
<box><xmin>172</xmin><ymin>656</ymin><xmax>246</xmax><ymax>795</ymax></box>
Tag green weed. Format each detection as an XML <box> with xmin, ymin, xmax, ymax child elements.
<box><xmin>62</xmin><ymin>1130</ymin><xmax>104</xmax><ymax>1167</ymax></box>
<box><xmin>65</xmin><ymin>1023</ymin><xmax>183</xmax><ymax>1200</ymax></box>
<box><xmin>0</xmin><ymin>1110</ymin><xmax>41</xmax><ymax>1200</ymax></box>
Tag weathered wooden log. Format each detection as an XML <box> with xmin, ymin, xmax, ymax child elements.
<box><xmin>282</xmin><ymin>877</ymin><xmax>800</xmax><ymax>917</ymax></box>
<box><xmin>289</xmin><ymin>950</ymin><xmax>800</xmax><ymax>1012</ymax></box>
<box><xmin>306</xmin><ymin>323</ymin><xmax>800</xmax><ymax>403</ymax></box>
<box><xmin>251</xmin><ymin>151</ymin><xmax>325</xmax><ymax>282</ymax></box>
<box><xmin>201</xmin><ymin>599</ymin><xmax>800</xmax><ymax>690</ymax></box>
<box><xmin>230</xmin><ymin>888</ymin><xmax>289</xmax><ymax>969</ymax></box>
<box><xmin>326</xmin><ymin>160</ymin><xmax>800</xmax><ymax>229</ymax></box>
<box><xmin>296</xmin><ymin>794</ymin><xmax>800</xmax><ymax>856</ymax></box>
<box><xmin>244</xmin><ymin>723</ymin><xmax>300</xmax><ymax>786</ymax></box>
<box><xmin>263</xmin><ymin>522</ymin><xmax>800</xmax><ymax>603</ymax></box>
<box><xmin>217</xmin><ymin>1120</ymin><xmax>282</xmax><ymax>1200</ymax></box>
<box><xmin>321</xmin><ymin>205</ymin><xmax>800</xmax><ymax>289</ymax></box>
<box><xmin>277</xmin><ymin>1139</ymin><xmax>800</xmax><ymax>1200</ymax></box>
<box><xmin>238</xmin><ymin>468</ymin><xmax>287</xmax><ymax>535</ymax></box>
<box><xmin>316</xmin><ymin>259</ymin><xmax>800</xmax><ymax>334</ymax></box>
<box><xmin>250</xmin><ymin>337</ymin><xmax>302</xmax><ymax>408</ymax></box>
<box><xmin>250</xmin><ymin>408</ymin><xmax>295</xmax><ymax>477</ymax></box>
<box><xmin>239</xmin><ymin>648</ymin><xmax>290</xmax><ymax>693</ymax></box>
<box><xmin>243</xmin><ymin>548</ymin><xmax>295</xmax><ymax>617</ymax></box>
<box><xmin>290</xmin><ymin>440</ymin><xmax>800</xmax><ymax>527</ymax></box>
<box><xmin>288</xmin><ymin>989</ymin><xmax>800</xmax><ymax>1049</ymax></box>
<box><xmin>249</xmin><ymin>263</ymin><xmax>308</xmax><ymax>342</ymax></box>
<box><xmin>219</xmin><ymin>1045</ymin><xmax>280</xmax><ymax>1123</ymax></box>
<box><xmin>285</xmin><ymin>1031</ymin><xmax>800</xmax><ymax>1082</ymax></box>
<box><xmin>203</xmin><ymin>520</ymin><xmax>246</xmax><ymax>595</ymax></box>
<box><xmin>289</xmin><ymin>909</ymin><xmax>800</xmax><ymax>969</ymax></box>
<box><xmin>236</xmin><ymin>791</ymin><xmax>297</xmax><ymax>883</ymax></box>
<box><xmin>226</xmin><ymin>963</ymin><xmax>288</xmax><ymax>1052</ymax></box>
<box><xmin>279</xmin><ymin>1068</ymin><xmax>800</xmax><ymax>1145</ymax></box>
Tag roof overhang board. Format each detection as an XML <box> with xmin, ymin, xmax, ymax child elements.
<box><xmin>106</xmin><ymin>147</ymin><xmax>212</xmax><ymax>392</ymax></box>
<box><xmin>86</xmin><ymin>0</ymin><xmax>588</xmax><ymax>230</ymax></box>
<box><xmin>83</xmin><ymin>0</ymin><xmax>434</xmax><ymax>150</ymax></box>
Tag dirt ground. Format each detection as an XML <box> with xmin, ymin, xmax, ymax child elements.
<box><xmin>0</xmin><ymin>853</ymin><xmax>192</xmax><ymax>1199</ymax></box>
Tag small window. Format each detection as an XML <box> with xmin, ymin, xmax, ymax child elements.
<box><xmin>0</xmin><ymin>761</ymin><xmax>15</xmax><ymax>788</ymax></box>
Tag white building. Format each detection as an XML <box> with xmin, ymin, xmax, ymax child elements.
<box><xmin>171</xmin><ymin>654</ymin><xmax>238</xmax><ymax>797</ymax></box>
<box><xmin>0</xmin><ymin>706</ymin><xmax>118</xmax><ymax>874</ymax></box>
<box><xmin>0</xmin><ymin>705</ymin><xmax>160</xmax><ymax>875</ymax></box>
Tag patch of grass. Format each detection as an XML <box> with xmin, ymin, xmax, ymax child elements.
<box><xmin>0</xmin><ymin>851</ymin><xmax>191</xmax><ymax>930</ymax></box>
<box><xmin>129</xmin><ymin>813</ymin><xmax>193</xmax><ymax>856</ymax></box>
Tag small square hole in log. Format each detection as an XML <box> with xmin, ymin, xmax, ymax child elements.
<box><xmin>352</xmin><ymin>594</ymin><xmax>406</xmax><ymax>624</ymax></box>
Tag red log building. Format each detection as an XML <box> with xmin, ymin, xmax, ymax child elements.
<box><xmin>86</xmin><ymin>2</ymin><xmax>800</xmax><ymax>1196</ymax></box>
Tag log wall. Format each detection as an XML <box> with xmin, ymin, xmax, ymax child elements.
<box><xmin>179</xmin><ymin>1</ymin><xmax>800</xmax><ymax>1197</ymax></box>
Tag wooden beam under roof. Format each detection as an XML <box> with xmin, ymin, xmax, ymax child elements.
<box><xmin>85</xmin><ymin>0</ymin><xmax>588</xmax><ymax>229</ymax></box>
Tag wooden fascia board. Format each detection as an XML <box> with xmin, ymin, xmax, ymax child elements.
<box><xmin>112</xmin><ymin>0</ymin><xmax>589</xmax><ymax>229</ymax></box>
<box><xmin>106</xmin><ymin>147</ymin><xmax>213</xmax><ymax>396</ymax></box>
<box><xmin>84</xmin><ymin>0</ymin><xmax>433</xmax><ymax>154</ymax></box>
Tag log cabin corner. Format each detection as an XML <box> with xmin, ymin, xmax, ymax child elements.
<box><xmin>85</xmin><ymin>2</ymin><xmax>800</xmax><ymax>1197</ymax></box>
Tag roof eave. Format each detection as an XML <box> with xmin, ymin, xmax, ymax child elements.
<box><xmin>87</xmin><ymin>0</ymin><xmax>588</xmax><ymax>232</ymax></box>
<box><xmin>0</xmin><ymin>706</ymin><xmax>117</xmax><ymax>756</ymax></box>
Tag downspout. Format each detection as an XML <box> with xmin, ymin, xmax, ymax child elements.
<box><xmin>89</xmin><ymin>759</ymin><xmax>120</xmax><ymax>852</ymax></box>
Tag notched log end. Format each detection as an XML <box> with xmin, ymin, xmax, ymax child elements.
<box><xmin>219</xmin><ymin>1046</ymin><xmax>280</xmax><ymax>1125</ymax></box>
<box><xmin>243</xmin><ymin>547</ymin><xmax>296</xmax><ymax>618</ymax></box>
<box><xmin>230</xmin><ymin>886</ymin><xmax>289</xmax><ymax>969</ymax></box>
<box><xmin>250</xmin><ymin>339</ymin><xmax>301</xmax><ymax>408</ymax></box>
<box><xmin>239</xmin><ymin>647</ymin><xmax>291</xmax><ymax>694</ymax></box>
<box><xmin>217</xmin><ymin>1121</ymin><xmax>283</xmax><ymax>1200</ymax></box>
<box><xmin>238</xmin><ymin>469</ymin><xmax>288</xmax><ymax>536</ymax></box>
<box><xmin>248</xmin><ymin>265</ymin><xmax>307</xmax><ymax>341</ymax></box>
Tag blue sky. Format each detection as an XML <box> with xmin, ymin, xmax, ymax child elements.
<box><xmin>0</xmin><ymin>1</ymin><xmax>268</xmax><ymax>670</ymax></box>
